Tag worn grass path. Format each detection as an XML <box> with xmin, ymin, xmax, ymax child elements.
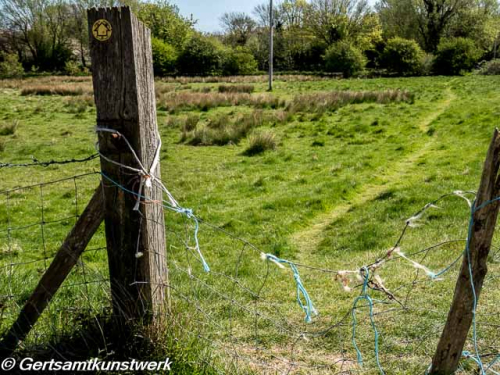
<box><xmin>291</xmin><ymin>83</ymin><xmax>458</xmax><ymax>256</ymax></box>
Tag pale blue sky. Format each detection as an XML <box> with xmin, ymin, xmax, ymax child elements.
<box><xmin>175</xmin><ymin>0</ymin><xmax>377</xmax><ymax>33</ymax></box>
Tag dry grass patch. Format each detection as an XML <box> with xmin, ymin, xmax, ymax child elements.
<box><xmin>21</xmin><ymin>84</ymin><xmax>91</xmax><ymax>96</ymax></box>
<box><xmin>159</xmin><ymin>75</ymin><xmax>329</xmax><ymax>84</ymax></box>
<box><xmin>288</xmin><ymin>89</ymin><xmax>414</xmax><ymax>114</ymax></box>
<box><xmin>181</xmin><ymin>110</ymin><xmax>264</xmax><ymax>146</ymax></box>
<box><xmin>218</xmin><ymin>84</ymin><xmax>254</xmax><ymax>94</ymax></box>
<box><xmin>158</xmin><ymin>92</ymin><xmax>284</xmax><ymax>113</ymax></box>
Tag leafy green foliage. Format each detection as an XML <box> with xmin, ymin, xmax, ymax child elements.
<box><xmin>137</xmin><ymin>1</ymin><xmax>194</xmax><ymax>49</ymax></box>
<box><xmin>176</xmin><ymin>35</ymin><xmax>224</xmax><ymax>76</ymax></box>
<box><xmin>151</xmin><ymin>37</ymin><xmax>177</xmax><ymax>76</ymax></box>
<box><xmin>0</xmin><ymin>53</ymin><xmax>24</xmax><ymax>78</ymax></box>
<box><xmin>434</xmin><ymin>38</ymin><xmax>482</xmax><ymax>75</ymax></box>
<box><xmin>323</xmin><ymin>41</ymin><xmax>367</xmax><ymax>78</ymax></box>
<box><xmin>222</xmin><ymin>47</ymin><xmax>258</xmax><ymax>75</ymax></box>
<box><xmin>382</xmin><ymin>37</ymin><xmax>425</xmax><ymax>76</ymax></box>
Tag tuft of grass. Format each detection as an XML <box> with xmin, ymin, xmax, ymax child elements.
<box><xmin>218</xmin><ymin>84</ymin><xmax>254</xmax><ymax>94</ymax></box>
<box><xmin>243</xmin><ymin>131</ymin><xmax>277</xmax><ymax>156</ymax></box>
<box><xmin>0</xmin><ymin>139</ymin><xmax>5</xmax><ymax>152</ymax></box>
<box><xmin>181</xmin><ymin>110</ymin><xmax>264</xmax><ymax>146</ymax></box>
<box><xmin>0</xmin><ymin>121</ymin><xmax>18</xmax><ymax>136</ymax></box>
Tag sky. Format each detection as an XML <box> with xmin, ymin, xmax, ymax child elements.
<box><xmin>175</xmin><ymin>0</ymin><xmax>377</xmax><ymax>33</ymax></box>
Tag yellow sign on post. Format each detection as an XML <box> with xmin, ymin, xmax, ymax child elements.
<box><xmin>92</xmin><ymin>19</ymin><xmax>112</xmax><ymax>42</ymax></box>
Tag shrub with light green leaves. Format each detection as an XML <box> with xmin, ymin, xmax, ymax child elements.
<box><xmin>382</xmin><ymin>37</ymin><xmax>424</xmax><ymax>76</ymax></box>
<box><xmin>323</xmin><ymin>41</ymin><xmax>366</xmax><ymax>78</ymax></box>
<box><xmin>0</xmin><ymin>53</ymin><xmax>24</xmax><ymax>78</ymax></box>
<box><xmin>222</xmin><ymin>47</ymin><xmax>258</xmax><ymax>76</ymax></box>
<box><xmin>152</xmin><ymin>37</ymin><xmax>177</xmax><ymax>76</ymax></box>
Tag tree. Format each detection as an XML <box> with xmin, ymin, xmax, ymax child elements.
<box><xmin>220</xmin><ymin>12</ymin><xmax>256</xmax><ymax>47</ymax></box>
<box><xmin>0</xmin><ymin>0</ymin><xmax>75</xmax><ymax>71</ymax></box>
<box><xmin>445</xmin><ymin>0</ymin><xmax>500</xmax><ymax>53</ymax></box>
<box><xmin>376</xmin><ymin>0</ymin><xmax>421</xmax><ymax>42</ymax></box>
<box><xmin>415</xmin><ymin>0</ymin><xmax>474</xmax><ymax>52</ymax></box>
<box><xmin>137</xmin><ymin>0</ymin><xmax>195</xmax><ymax>49</ymax></box>
<box><xmin>305</xmin><ymin>0</ymin><xmax>372</xmax><ymax>45</ymax></box>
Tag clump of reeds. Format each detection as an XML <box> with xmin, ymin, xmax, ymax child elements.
<box><xmin>0</xmin><ymin>120</ymin><xmax>18</xmax><ymax>136</ymax></box>
<box><xmin>21</xmin><ymin>85</ymin><xmax>88</xmax><ymax>96</ymax></box>
<box><xmin>157</xmin><ymin>92</ymin><xmax>284</xmax><ymax>113</ymax></box>
<box><xmin>243</xmin><ymin>131</ymin><xmax>277</xmax><ymax>156</ymax></box>
<box><xmin>218</xmin><ymin>85</ymin><xmax>254</xmax><ymax>94</ymax></box>
<box><xmin>287</xmin><ymin>89</ymin><xmax>414</xmax><ymax>114</ymax></box>
<box><xmin>181</xmin><ymin>110</ymin><xmax>264</xmax><ymax>146</ymax></box>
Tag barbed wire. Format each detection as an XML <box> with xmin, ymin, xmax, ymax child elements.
<box><xmin>0</xmin><ymin>153</ymin><xmax>99</xmax><ymax>169</ymax></box>
<box><xmin>0</xmin><ymin>140</ymin><xmax>499</xmax><ymax>374</ymax></box>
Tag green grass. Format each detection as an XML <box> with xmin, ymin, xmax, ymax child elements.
<box><xmin>0</xmin><ymin>75</ymin><xmax>499</xmax><ymax>374</ymax></box>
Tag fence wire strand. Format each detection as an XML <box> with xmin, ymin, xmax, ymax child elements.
<box><xmin>0</xmin><ymin>156</ymin><xmax>499</xmax><ymax>374</ymax></box>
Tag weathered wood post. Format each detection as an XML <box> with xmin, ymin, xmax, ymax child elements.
<box><xmin>430</xmin><ymin>128</ymin><xmax>500</xmax><ymax>374</ymax></box>
<box><xmin>87</xmin><ymin>7</ymin><xmax>168</xmax><ymax>327</ymax></box>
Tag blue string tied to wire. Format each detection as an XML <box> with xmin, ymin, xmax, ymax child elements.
<box><xmin>261</xmin><ymin>253</ymin><xmax>318</xmax><ymax>323</ymax></box>
<box><xmin>176</xmin><ymin>207</ymin><xmax>210</xmax><ymax>273</ymax></box>
<box><xmin>351</xmin><ymin>266</ymin><xmax>385</xmax><ymax>375</ymax></box>
<box><xmin>100</xmin><ymin>172</ymin><xmax>210</xmax><ymax>273</ymax></box>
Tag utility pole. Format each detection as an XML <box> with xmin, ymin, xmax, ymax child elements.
<box><xmin>268</xmin><ymin>0</ymin><xmax>274</xmax><ymax>92</ymax></box>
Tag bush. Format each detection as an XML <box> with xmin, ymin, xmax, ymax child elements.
<box><xmin>434</xmin><ymin>38</ymin><xmax>482</xmax><ymax>76</ymax></box>
<box><xmin>64</xmin><ymin>61</ymin><xmax>82</xmax><ymax>76</ymax></box>
<box><xmin>243</xmin><ymin>131</ymin><xmax>277</xmax><ymax>156</ymax></box>
<box><xmin>0</xmin><ymin>53</ymin><xmax>24</xmax><ymax>78</ymax></box>
<box><xmin>222</xmin><ymin>47</ymin><xmax>258</xmax><ymax>75</ymax></box>
<box><xmin>152</xmin><ymin>38</ymin><xmax>177</xmax><ymax>76</ymax></box>
<box><xmin>323</xmin><ymin>41</ymin><xmax>366</xmax><ymax>78</ymax></box>
<box><xmin>479</xmin><ymin>59</ymin><xmax>500</xmax><ymax>75</ymax></box>
<box><xmin>176</xmin><ymin>35</ymin><xmax>224</xmax><ymax>76</ymax></box>
<box><xmin>382</xmin><ymin>38</ymin><xmax>424</xmax><ymax>76</ymax></box>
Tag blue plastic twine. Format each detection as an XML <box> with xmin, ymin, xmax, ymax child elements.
<box><xmin>351</xmin><ymin>266</ymin><xmax>385</xmax><ymax>375</ymax></box>
<box><xmin>263</xmin><ymin>254</ymin><xmax>317</xmax><ymax>323</ymax></box>
<box><xmin>100</xmin><ymin>172</ymin><xmax>210</xmax><ymax>273</ymax></box>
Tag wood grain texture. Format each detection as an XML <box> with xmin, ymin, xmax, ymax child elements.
<box><xmin>0</xmin><ymin>186</ymin><xmax>105</xmax><ymax>357</ymax></box>
<box><xmin>430</xmin><ymin>128</ymin><xmax>500</xmax><ymax>374</ymax></box>
<box><xmin>87</xmin><ymin>7</ymin><xmax>168</xmax><ymax>324</ymax></box>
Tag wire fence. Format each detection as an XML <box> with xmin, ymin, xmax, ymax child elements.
<box><xmin>0</xmin><ymin>149</ymin><xmax>499</xmax><ymax>374</ymax></box>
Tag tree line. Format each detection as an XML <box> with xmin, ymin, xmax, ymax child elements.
<box><xmin>0</xmin><ymin>0</ymin><xmax>499</xmax><ymax>78</ymax></box>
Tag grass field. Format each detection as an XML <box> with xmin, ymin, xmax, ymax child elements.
<box><xmin>0</xmin><ymin>74</ymin><xmax>499</xmax><ymax>374</ymax></box>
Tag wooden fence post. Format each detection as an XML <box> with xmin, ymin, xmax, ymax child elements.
<box><xmin>430</xmin><ymin>128</ymin><xmax>500</xmax><ymax>374</ymax></box>
<box><xmin>87</xmin><ymin>7</ymin><xmax>168</xmax><ymax>327</ymax></box>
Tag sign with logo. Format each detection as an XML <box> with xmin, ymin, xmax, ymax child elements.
<box><xmin>92</xmin><ymin>19</ymin><xmax>112</xmax><ymax>42</ymax></box>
